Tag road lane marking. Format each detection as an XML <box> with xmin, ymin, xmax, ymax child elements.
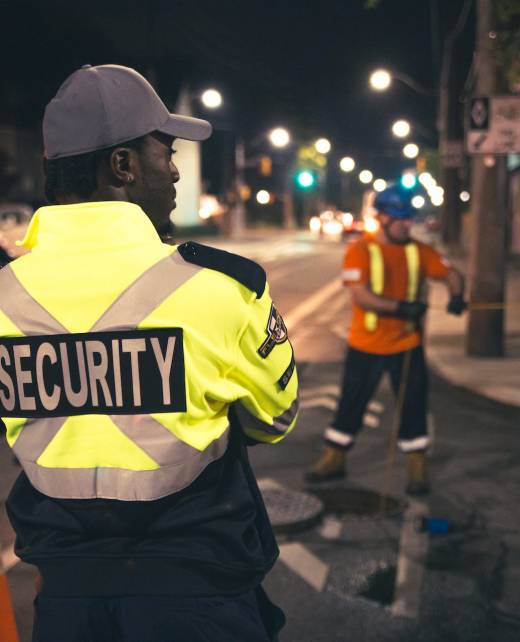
<box><xmin>318</xmin><ymin>516</ymin><xmax>343</xmax><ymax>540</ymax></box>
<box><xmin>278</xmin><ymin>542</ymin><xmax>329</xmax><ymax>592</ymax></box>
<box><xmin>284</xmin><ymin>278</ymin><xmax>343</xmax><ymax>331</ymax></box>
<box><xmin>367</xmin><ymin>400</ymin><xmax>384</xmax><ymax>414</ymax></box>
<box><xmin>363</xmin><ymin>412</ymin><xmax>380</xmax><ymax>428</ymax></box>
<box><xmin>391</xmin><ymin>499</ymin><xmax>429</xmax><ymax>619</ymax></box>
<box><xmin>1</xmin><ymin>544</ymin><xmax>19</xmax><ymax>572</ymax></box>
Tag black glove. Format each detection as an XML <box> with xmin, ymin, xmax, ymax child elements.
<box><xmin>447</xmin><ymin>294</ymin><xmax>467</xmax><ymax>315</ymax></box>
<box><xmin>395</xmin><ymin>300</ymin><xmax>428</xmax><ymax>321</ymax></box>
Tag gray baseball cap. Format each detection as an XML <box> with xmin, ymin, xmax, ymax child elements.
<box><xmin>43</xmin><ymin>64</ymin><xmax>212</xmax><ymax>159</ymax></box>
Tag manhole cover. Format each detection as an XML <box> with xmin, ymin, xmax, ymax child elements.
<box><xmin>262</xmin><ymin>488</ymin><xmax>324</xmax><ymax>535</ymax></box>
<box><xmin>309</xmin><ymin>487</ymin><xmax>404</xmax><ymax>517</ymax></box>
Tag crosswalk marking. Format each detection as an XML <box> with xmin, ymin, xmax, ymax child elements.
<box><xmin>300</xmin><ymin>385</ymin><xmax>341</xmax><ymax>399</ymax></box>
<box><xmin>278</xmin><ymin>542</ymin><xmax>329</xmax><ymax>592</ymax></box>
<box><xmin>368</xmin><ymin>400</ymin><xmax>384</xmax><ymax>414</ymax></box>
<box><xmin>300</xmin><ymin>397</ymin><xmax>337</xmax><ymax>411</ymax></box>
<box><xmin>363</xmin><ymin>412</ymin><xmax>380</xmax><ymax>428</ymax></box>
<box><xmin>391</xmin><ymin>499</ymin><xmax>429</xmax><ymax>619</ymax></box>
<box><xmin>318</xmin><ymin>516</ymin><xmax>343</xmax><ymax>540</ymax></box>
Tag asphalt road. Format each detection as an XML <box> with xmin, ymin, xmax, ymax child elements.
<box><xmin>2</xmin><ymin>231</ymin><xmax>520</xmax><ymax>641</ymax></box>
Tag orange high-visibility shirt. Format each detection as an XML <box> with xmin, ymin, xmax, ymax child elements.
<box><xmin>342</xmin><ymin>235</ymin><xmax>451</xmax><ymax>354</ymax></box>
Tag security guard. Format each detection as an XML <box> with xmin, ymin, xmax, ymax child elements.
<box><xmin>1</xmin><ymin>65</ymin><xmax>298</xmax><ymax>642</ymax></box>
<box><xmin>306</xmin><ymin>184</ymin><xmax>465</xmax><ymax>494</ymax></box>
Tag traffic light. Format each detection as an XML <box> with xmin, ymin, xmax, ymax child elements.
<box><xmin>295</xmin><ymin>170</ymin><xmax>316</xmax><ymax>189</ymax></box>
<box><xmin>400</xmin><ymin>173</ymin><xmax>417</xmax><ymax>190</ymax></box>
<box><xmin>259</xmin><ymin>156</ymin><xmax>272</xmax><ymax>176</ymax></box>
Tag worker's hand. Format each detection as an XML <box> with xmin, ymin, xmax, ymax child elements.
<box><xmin>447</xmin><ymin>294</ymin><xmax>467</xmax><ymax>316</ymax></box>
<box><xmin>395</xmin><ymin>300</ymin><xmax>428</xmax><ymax>321</ymax></box>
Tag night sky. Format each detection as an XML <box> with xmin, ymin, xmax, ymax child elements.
<box><xmin>1</xmin><ymin>0</ymin><xmax>474</xmax><ymax>200</ymax></box>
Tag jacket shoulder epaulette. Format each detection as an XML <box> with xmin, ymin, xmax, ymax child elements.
<box><xmin>177</xmin><ymin>241</ymin><xmax>266</xmax><ymax>298</ymax></box>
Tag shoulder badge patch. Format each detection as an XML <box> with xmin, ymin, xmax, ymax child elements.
<box><xmin>258</xmin><ymin>304</ymin><xmax>288</xmax><ymax>358</ymax></box>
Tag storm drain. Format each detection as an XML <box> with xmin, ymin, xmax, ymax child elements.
<box><xmin>309</xmin><ymin>487</ymin><xmax>404</xmax><ymax>517</ymax></box>
<box><xmin>358</xmin><ymin>564</ymin><xmax>397</xmax><ymax>605</ymax></box>
<box><xmin>262</xmin><ymin>488</ymin><xmax>324</xmax><ymax>535</ymax></box>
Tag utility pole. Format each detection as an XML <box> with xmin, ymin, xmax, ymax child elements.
<box><xmin>231</xmin><ymin>137</ymin><xmax>246</xmax><ymax>238</ymax></box>
<box><xmin>438</xmin><ymin>0</ymin><xmax>472</xmax><ymax>248</ymax></box>
<box><xmin>466</xmin><ymin>0</ymin><xmax>507</xmax><ymax>357</ymax></box>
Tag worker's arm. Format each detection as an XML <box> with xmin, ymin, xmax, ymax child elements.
<box><xmin>349</xmin><ymin>283</ymin><xmax>427</xmax><ymax>321</ymax></box>
<box><xmin>421</xmin><ymin>244</ymin><xmax>467</xmax><ymax>315</ymax></box>
<box><xmin>229</xmin><ymin>283</ymin><xmax>298</xmax><ymax>445</ymax></box>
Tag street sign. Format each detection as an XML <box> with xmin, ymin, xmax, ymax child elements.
<box><xmin>441</xmin><ymin>140</ymin><xmax>464</xmax><ymax>168</ymax></box>
<box><xmin>466</xmin><ymin>96</ymin><xmax>520</xmax><ymax>154</ymax></box>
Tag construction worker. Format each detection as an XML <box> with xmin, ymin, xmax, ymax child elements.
<box><xmin>306</xmin><ymin>183</ymin><xmax>465</xmax><ymax>494</ymax></box>
<box><xmin>1</xmin><ymin>65</ymin><xmax>298</xmax><ymax>642</ymax></box>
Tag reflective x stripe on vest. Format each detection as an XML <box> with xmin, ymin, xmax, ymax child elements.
<box><xmin>0</xmin><ymin>251</ymin><xmax>230</xmax><ymax>501</ymax></box>
<box><xmin>364</xmin><ymin>242</ymin><xmax>420</xmax><ymax>331</ymax></box>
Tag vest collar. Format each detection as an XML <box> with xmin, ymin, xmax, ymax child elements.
<box><xmin>18</xmin><ymin>201</ymin><xmax>162</xmax><ymax>251</ymax></box>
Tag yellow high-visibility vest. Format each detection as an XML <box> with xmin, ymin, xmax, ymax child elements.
<box><xmin>0</xmin><ymin>202</ymin><xmax>298</xmax><ymax>501</ymax></box>
<box><xmin>364</xmin><ymin>242</ymin><xmax>420</xmax><ymax>331</ymax></box>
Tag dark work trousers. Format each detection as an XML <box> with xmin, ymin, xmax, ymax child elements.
<box><xmin>32</xmin><ymin>586</ymin><xmax>285</xmax><ymax>642</ymax></box>
<box><xmin>328</xmin><ymin>345</ymin><xmax>429</xmax><ymax>452</ymax></box>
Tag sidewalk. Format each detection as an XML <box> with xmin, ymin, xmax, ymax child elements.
<box><xmin>426</xmin><ymin>254</ymin><xmax>520</xmax><ymax>408</ymax></box>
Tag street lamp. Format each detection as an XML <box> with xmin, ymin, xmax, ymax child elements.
<box><xmin>314</xmin><ymin>138</ymin><xmax>331</xmax><ymax>154</ymax></box>
<box><xmin>403</xmin><ymin>143</ymin><xmax>419</xmax><ymax>159</ymax></box>
<box><xmin>339</xmin><ymin>156</ymin><xmax>355</xmax><ymax>172</ymax></box>
<box><xmin>392</xmin><ymin>120</ymin><xmax>411</xmax><ymax>138</ymax></box>
<box><xmin>269</xmin><ymin>127</ymin><xmax>291</xmax><ymax>148</ymax></box>
<box><xmin>200</xmin><ymin>88</ymin><xmax>223</xmax><ymax>109</ymax></box>
<box><xmin>369</xmin><ymin>69</ymin><xmax>392</xmax><ymax>91</ymax></box>
<box><xmin>411</xmin><ymin>195</ymin><xmax>425</xmax><ymax>208</ymax></box>
<box><xmin>368</xmin><ymin>68</ymin><xmax>433</xmax><ymax>97</ymax></box>
<box><xmin>359</xmin><ymin>170</ymin><xmax>373</xmax><ymax>184</ymax></box>
<box><xmin>256</xmin><ymin>190</ymin><xmax>271</xmax><ymax>205</ymax></box>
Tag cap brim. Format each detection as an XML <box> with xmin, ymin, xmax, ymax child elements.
<box><xmin>158</xmin><ymin>114</ymin><xmax>212</xmax><ymax>141</ymax></box>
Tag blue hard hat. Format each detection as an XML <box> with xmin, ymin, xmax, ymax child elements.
<box><xmin>374</xmin><ymin>184</ymin><xmax>417</xmax><ymax>219</ymax></box>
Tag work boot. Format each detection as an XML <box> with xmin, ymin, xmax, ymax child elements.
<box><xmin>305</xmin><ymin>445</ymin><xmax>346</xmax><ymax>483</ymax></box>
<box><xmin>405</xmin><ymin>451</ymin><xmax>430</xmax><ymax>496</ymax></box>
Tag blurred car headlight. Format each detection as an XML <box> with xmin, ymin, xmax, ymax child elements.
<box><xmin>309</xmin><ymin>216</ymin><xmax>322</xmax><ymax>233</ymax></box>
<box><xmin>322</xmin><ymin>220</ymin><xmax>344</xmax><ymax>236</ymax></box>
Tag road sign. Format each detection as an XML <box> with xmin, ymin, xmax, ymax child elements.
<box><xmin>466</xmin><ymin>96</ymin><xmax>520</xmax><ymax>154</ymax></box>
<box><xmin>441</xmin><ymin>140</ymin><xmax>465</xmax><ymax>168</ymax></box>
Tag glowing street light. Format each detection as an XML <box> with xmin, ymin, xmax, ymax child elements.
<box><xmin>359</xmin><ymin>170</ymin><xmax>373</xmax><ymax>184</ymax></box>
<box><xmin>373</xmin><ymin>179</ymin><xmax>387</xmax><ymax>192</ymax></box>
<box><xmin>419</xmin><ymin>172</ymin><xmax>435</xmax><ymax>188</ymax></box>
<box><xmin>339</xmin><ymin>156</ymin><xmax>356</xmax><ymax>172</ymax></box>
<box><xmin>269</xmin><ymin>127</ymin><xmax>290</xmax><ymax>148</ymax></box>
<box><xmin>315</xmin><ymin>138</ymin><xmax>331</xmax><ymax>154</ymax></box>
<box><xmin>392</xmin><ymin>119</ymin><xmax>411</xmax><ymax>138</ymax></box>
<box><xmin>256</xmin><ymin>190</ymin><xmax>271</xmax><ymax>205</ymax></box>
<box><xmin>411</xmin><ymin>195</ymin><xmax>425</xmax><ymax>208</ymax></box>
<box><xmin>369</xmin><ymin>69</ymin><xmax>392</xmax><ymax>91</ymax></box>
<box><xmin>201</xmin><ymin>88</ymin><xmax>223</xmax><ymax>109</ymax></box>
<box><xmin>403</xmin><ymin>143</ymin><xmax>419</xmax><ymax>159</ymax></box>
<box><xmin>459</xmin><ymin>191</ymin><xmax>470</xmax><ymax>202</ymax></box>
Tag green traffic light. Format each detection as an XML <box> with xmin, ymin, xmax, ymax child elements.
<box><xmin>296</xmin><ymin>170</ymin><xmax>315</xmax><ymax>189</ymax></box>
<box><xmin>400</xmin><ymin>174</ymin><xmax>417</xmax><ymax>189</ymax></box>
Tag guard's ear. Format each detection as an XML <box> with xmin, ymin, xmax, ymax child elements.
<box><xmin>108</xmin><ymin>146</ymin><xmax>138</xmax><ymax>185</ymax></box>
